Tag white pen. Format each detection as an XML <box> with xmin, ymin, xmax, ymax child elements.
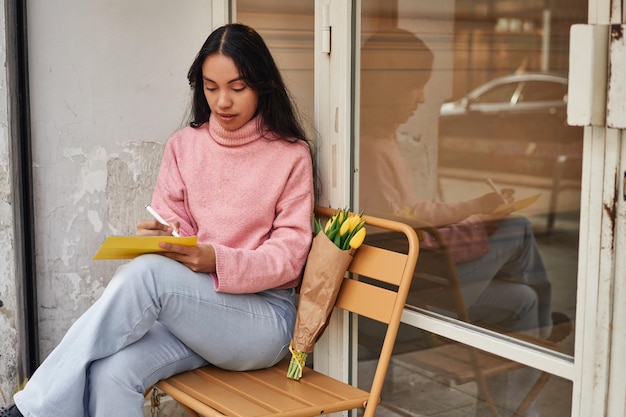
<box><xmin>486</xmin><ymin>178</ymin><xmax>506</xmax><ymax>202</ymax></box>
<box><xmin>145</xmin><ymin>205</ymin><xmax>180</xmax><ymax>237</ymax></box>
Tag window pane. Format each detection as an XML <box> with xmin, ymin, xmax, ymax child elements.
<box><xmin>520</xmin><ymin>81</ymin><xmax>568</xmax><ymax>102</ymax></box>
<box><xmin>237</xmin><ymin>1</ymin><xmax>315</xmax><ymax>140</ymax></box>
<box><xmin>358</xmin><ymin>327</ymin><xmax>574</xmax><ymax>416</ymax></box>
<box><xmin>358</xmin><ymin>1</ymin><xmax>584</xmax><ymax>415</ymax></box>
<box><xmin>475</xmin><ymin>83</ymin><xmax>520</xmax><ymax>103</ymax></box>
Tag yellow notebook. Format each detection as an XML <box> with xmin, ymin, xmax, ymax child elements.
<box><xmin>492</xmin><ymin>194</ymin><xmax>541</xmax><ymax>215</ymax></box>
<box><xmin>93</xmin><ymin>235</ymin><xmax>198</xmax><ymax>260</ymax></box>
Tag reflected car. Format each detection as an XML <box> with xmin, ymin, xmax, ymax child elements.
<box><xmin>438</xmin><ymin>72</ymin><xmax>583</xmax><ymax>180</ymax></box>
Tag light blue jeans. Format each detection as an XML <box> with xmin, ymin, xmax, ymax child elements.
<box><xmin>457</xmin><ymin>215</ymin><xmax>552</xmax><ymax>334</ymax></box>
<box><xmin>456</xmin><ymin>216</ymin><xmax>552</xmax><ymax>417</ymax></box>
<box><xmin>14</xmin><ymin>254</ymin><xmax>297</xmax><ymax>417</ymax></box>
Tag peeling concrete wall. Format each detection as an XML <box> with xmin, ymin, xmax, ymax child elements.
<box><xmin>0</xmin><ymin>0</ymin><xmax>19</xmax><ymax>405</ymax></box>
<box><xmin>25</xmin><ymin>0</ymin><xmax>212</xmax><ymax>359</ymax></box>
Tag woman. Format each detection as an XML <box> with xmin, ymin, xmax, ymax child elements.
<box><xmin>2</xmin><ymin>23</ymin><xmax>314</xmax><ymax>417</ymax></box>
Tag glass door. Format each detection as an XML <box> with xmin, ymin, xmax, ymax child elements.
<box><xmin>356</xmin><ymin>1</ymin><xmax>585</xmax><ymax>416</ymax></box>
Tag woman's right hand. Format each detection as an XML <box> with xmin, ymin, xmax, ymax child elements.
<box><xmin>477</xmin><ymin>189</ymin><xmax>515</xmax><ymax>214</ymax></box>
<box><xmin>136</xmin><ymin>219</ymin><xmax>180</xmax><ymax>236</ymax></box>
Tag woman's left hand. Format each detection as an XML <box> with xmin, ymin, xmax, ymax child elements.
<box><xmin>158</xmin><ymin>242</ymin><xmax>217</xmax><ymax>273</ymax></box>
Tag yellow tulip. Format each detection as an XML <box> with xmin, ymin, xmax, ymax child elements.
<box><xmin>349</xmin><ymin>216</ymin><xmax>362</xmax><ymax>232</ymax></box>
<box><xmin>324</xmin><ymin>217</ymin><xmax>334</xmax><ymax>232</ymax></box>
<box><xmin>339</xmin><ymin>218</ymin><xmax>352</xmax><ymax>236</ymax></box>
<box><xmin>318</xmin><ymin>208</ymin><xmax>367</xmax><ymax>250</ymax></box>
<box><xmin>349</xmin><ymin>227</ymin><xmax>366</xmax><ymax>249</ymax></box>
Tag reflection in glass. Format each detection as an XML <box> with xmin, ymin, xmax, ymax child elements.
<box><xmin>359</xmin><ymin>21</ymin><xmax>561</xmax><ymax>343</ymax></box>
<box><xmin>358</xmin><ymin>1</ymin><xmax>582</xmax><ymax>416</ymax></box>
<box><xmin>237</xmin><ymin>1</ymin><xmax>315</xmax><ymax>140</ymax></box>
<box><xmin>358</xmin><ymin>331</ymin><xmax>573</xmax><ymax>416</ymax></box>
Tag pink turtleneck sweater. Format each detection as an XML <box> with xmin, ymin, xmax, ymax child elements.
<box><xmin>150</xmin><ymin>115</ymin><xmax>314</xmax><ymax>294</ymax></box>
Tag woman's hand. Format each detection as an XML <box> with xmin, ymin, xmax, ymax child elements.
<box><xmin>157</xmin><ymin>243</ymin><xmax>217</xmax><ymax>273</ymax></box>
<box><xmin>477</xmin><ymin>188</ymin><xmax>515</xmax><ymax>214</ymax></box>
<box><xmin>136</xmin><ymin>219</ymin><xmax>180</xmax><ymax>236</ymax></box>
<box><xmin>136</xmin><ymin>219</ymin><xmax>214</xmax><ymax>272</ymax></box>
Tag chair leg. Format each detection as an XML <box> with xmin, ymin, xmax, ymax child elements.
<box><xmin>475</xmin><ymin>369</ymin><xmax>552</xmax><ymax>417</ymax></box>
<box><xmin>511</xmin><ymin>372</ymin><xmax>552</xmax><ymax>417</ymax></box>
<box><xmin>467</xmin><ymin>347</ymin><xmax>503</xmax><ymax>417</ymax></box>
<box><xmin>474</xmin><ymin>372</ymin><xmax>503</xmax><ymax>417</ymax></box>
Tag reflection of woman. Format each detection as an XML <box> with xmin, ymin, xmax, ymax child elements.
<box><xmin>3</xmin><ymin>24</ymin><xmax>313</xmax><ymax>417</ymax></box>
<box><xmin>359</xmin><ymin>28</ymin><xmax>562</xmax><ymax>417</ymax></box>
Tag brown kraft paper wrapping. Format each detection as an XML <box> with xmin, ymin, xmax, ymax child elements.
<box><xmin>291</xmin><ymin>232</ymin><xmax>354</xmax><ymax>353</ymax></box>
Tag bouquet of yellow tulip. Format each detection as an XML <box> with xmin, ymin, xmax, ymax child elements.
<box><xmin>287</xmin><ymin>208</ymin><xmax>366</xmax><ymax>380</ymax></box>
<box><xmin>316</xmin><ymin>207</ymin><xmax>367</xmax><ymax>250</ymax></box>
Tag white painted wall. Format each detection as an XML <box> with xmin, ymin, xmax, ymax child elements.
<box><xmin>25</xmin><ymin>0</ymin><xmax>213</xmax><ymax>358</ymax></box>
<box><xmin>0</xmin><ymin>0</ymin><xmax>19</xmax><ymax>405</ymax></box>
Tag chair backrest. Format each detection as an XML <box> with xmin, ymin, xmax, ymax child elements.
<box><xmin>360</xmin><ymin>218</ymin><xmax>469</xmax><ymax>323</ymax></box>
<box><xmin>314</xmin><ymin>206</ymin><xmax>419</xmax><ymax>417</ymax></box>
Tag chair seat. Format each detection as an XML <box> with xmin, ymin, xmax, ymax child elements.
<box><xmin>155</xmin><ymin>358</ymin><xmax>370</xmax><ymax>417</ymax></box>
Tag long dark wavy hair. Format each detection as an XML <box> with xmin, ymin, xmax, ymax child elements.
<box><xmin>187</xmin><ymin>23</ymin><xmax>308</xmax><ymax>145</ymax></box>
